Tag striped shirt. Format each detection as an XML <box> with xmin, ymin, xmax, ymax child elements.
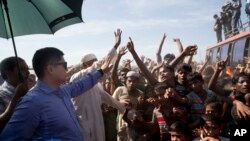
<box><xmin>186</xmin><ymin>89</ymin><xmax>215</xmax><ymax>122</ymax></box>
<box><xmin>153</xmin><ymin>108</ymin><xmax>169</xmax><ymax>138</ymax></box>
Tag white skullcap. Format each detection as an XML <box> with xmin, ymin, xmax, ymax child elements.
<box><xmin>81</xmin><ymin>54</ymin><xmax>97</xmax><ymax>63</ymax></box>
<box><xmin>126</xmin><ymin>71</ymin><xmax>140</xmax><ymax>78</ymax></box>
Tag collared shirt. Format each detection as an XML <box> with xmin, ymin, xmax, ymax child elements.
<box><xmin>0</xmin><ymin>81</ymin><xmax>15</xmax><ymax>114</ymax></box>
<box><xmin>0</xmin><ymin>70</ymin><xmax>102</xmax><ymax>141</ymax></box>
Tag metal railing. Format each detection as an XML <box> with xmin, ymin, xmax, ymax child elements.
<box><xmin>224</xmin><ymin>19</ymin><xmax>250</xmax><ymax>39</ymax></box>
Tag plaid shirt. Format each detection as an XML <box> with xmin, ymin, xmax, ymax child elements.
<box><xmin>0</xmin><ymin>81</ymin><xmax>15</xmax><ymax>114</ymax></box>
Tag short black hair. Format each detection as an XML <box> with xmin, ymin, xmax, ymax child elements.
<box><xmin>187</xmin><ymin>72</ymin><xmax>203</xmax><ymax>82</ymax></box>
<box><xmin>169</xmin><ymin>121</ymin><xmax>192</xmax><ymax>136</ymax></box>
<box><xmin>176</xmin><ymin>64</ymin><xmax>192</xmax><ymax>73</ymax></box>
<box><xmin>119</xmin><ymin>67</ymin><xmax>130</xmax><ymax>74</ymax></box>
<box><xmin>154</xmin><ymin>82</ymin><xmax>169</xmax><ymax>90</ymax></box>
<box><xmin>164</xmin><ymin>53</ymin><xmax>175</xmax><ymax>60</ymax></box>
<box><xmin>232</xmin><ymin>73</ymin><xmax>250</xmax><ymax>85</ymax></box>
<box><xmin>205</xmin><ymin>98</ymin><xmax>223</xmax><ymax>113</ymax></box>
<box><xmin>0</xmin><ymin>56</ymin><xmax>24</xmax><ymax>80</ymax></box>
<box><xmin>161</xmin><ymin>65</ymin><xmax>174</xmax><ymax>73</ymax></box>
<box><xmin>202</xmin><ymin>66</ymin><xmax>214</xmax><ymax>76</ymax></box>
<box><xmin>32</xmin><ymin>47</ymin><xmax>64</xmax><ymax>79</ymax></box>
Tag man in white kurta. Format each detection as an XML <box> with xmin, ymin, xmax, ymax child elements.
<box><xmin>70</xmin><ymin>51</ymin><xmax>125</xmax><ymax>141</ymax></box>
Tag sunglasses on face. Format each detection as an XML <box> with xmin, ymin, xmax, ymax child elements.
<box><xmin>54</xmin><ymin>62</ymin><xmax>67</xmax><ymax>69</ymax></box>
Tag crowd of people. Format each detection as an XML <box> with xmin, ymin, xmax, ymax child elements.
<box><xmin>0</xmin><ymin>28</ymin><xmax>250</xmax><ymax>141</ymax></box>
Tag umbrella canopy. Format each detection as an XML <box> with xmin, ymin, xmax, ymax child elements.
<box><xmin>0</xmin><ymin>0</ymin><xmax>84</xmax><ymax>39</ymax></box>
<box><xmin>0</xmin><ymin>0</ymin><xmax>84</xmax><ymax>82</ymax></box>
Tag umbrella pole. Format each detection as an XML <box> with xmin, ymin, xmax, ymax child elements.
<box><xmin>2</xmin><ymin>0</ymin><xmax>24</xmax><ymax>82</ymax></box>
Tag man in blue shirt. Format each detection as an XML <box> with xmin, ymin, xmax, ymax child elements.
<box><xmin>0</xmin><ymin>47</ymin><xmax>111</xmax><ymax>141</ymax></box>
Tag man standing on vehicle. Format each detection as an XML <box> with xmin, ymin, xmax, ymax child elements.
<box><xmin>213</xmin><ymin>14</ymin><xmax>223</xmax><ymax>43</ymax></box>
<box><xmin>231</xmin><ymin>0</ymin><xmax>242</xmax><ymax>35</ymax></box>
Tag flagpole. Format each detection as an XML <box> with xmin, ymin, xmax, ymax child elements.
<box><xmin>2</xmin><ymin>0</ymin><xmax>24</xmax><ymax>82</ymax></box>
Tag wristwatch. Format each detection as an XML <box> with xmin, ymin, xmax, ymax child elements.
<box><xmin>98</xmin><ymin>69</ymin><xmax>104</xmax><ymax>76</ymax></box>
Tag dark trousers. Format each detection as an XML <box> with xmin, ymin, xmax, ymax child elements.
<box><xmin>216</xmin><ymin>30</ymin><xmax>222</xmax><ymax>43</ymax></box>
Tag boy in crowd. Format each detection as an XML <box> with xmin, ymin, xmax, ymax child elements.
<box><xmin>193</xmin><ymin>114</ymin><xmax>229</xmax><ymax>141</ymax></box>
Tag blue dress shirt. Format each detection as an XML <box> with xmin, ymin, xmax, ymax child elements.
<box><xmin>0</xmin><ymin>70</ymin><xmax>102</xmax><ymax>141</ymax></box>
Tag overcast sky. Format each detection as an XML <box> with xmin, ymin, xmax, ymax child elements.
<box><xmin>0</xmin><ymin>0</ymin><xmax>248</xmax><ymax>67</ymax></box>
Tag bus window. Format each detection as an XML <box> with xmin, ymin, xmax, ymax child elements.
<box><xmin>220</xmin><ymin>44</ymin><xmax>229</xmax><ymax>61</ymax></box>
<box><xmin>211</xmin><ymin>47</ymin><xmax>220</xmax><ymax>64</ymax></box>
<box><xmin>228</xmin><ymin>43</ymin><xmax>232</xmax><ymax>57</ymax></box>
<box><xmin>228</xmin><ymin>43</ymin><xmax>232</xmax><ymax>65</ymax></box>
<box><xmin>217</xmin><ymin>47</ymin><xmax>221</xmax><ymax>60</ymax></box>
<box><xmin>245</xmin><ymin>37</ymin><xmax>250</xmax><ymax>60</ymax></box>
<box><xmin>232</xmin><ymin>38</ymin><xmax>246</xmax><ymax>67</ymax></box>
<box><xmin>207</xmin><ymin>49</ymin><xmax>212</xmax><ymax>64</ymax></box>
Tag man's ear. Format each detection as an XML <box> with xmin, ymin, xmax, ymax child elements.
<box><xmin>81</xmin><ymin>63</ymin><xmax>86</xmax><ymax>68</ymax></box>
<box><xmin>82</xmin><ymin>63</ymin><xmax>88</xmax><ymax>69</ymax></box>
<box><xmin>46</xmin><ymin>64</ymin><xmax>55</xmax><ymax>75</ymax></box>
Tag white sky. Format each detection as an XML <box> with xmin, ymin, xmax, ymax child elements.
<box><xmin>0</xmin><ymin>0</ymin><xmax>249</xmax><ymax>67</ymax></box>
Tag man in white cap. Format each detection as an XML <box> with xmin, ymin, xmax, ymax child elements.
<box><xmin>112</xmin><ymin>70</ymin><xmax>144</xmax><ymax>141</ymax></box>
<box><xmin>70</xmin><ymin>29</ymin><xmax>125</xmax><ymax>141</ymax></box>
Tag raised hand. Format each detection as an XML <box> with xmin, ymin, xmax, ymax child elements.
<box><xmin>114</xmin><ymin>28</ymin><xmax>122</xmax><ymax>48</ymax></box>
<box><xmin>165</xmin><ymin>88</ymin><xmax>177</xmax><ymax>99</ymax></box>
<box><xmin>244</xmin><ymin>57</ymin><xmax>250</xmax><ymax>64</ymax></box>
<box><xmin>120</xmin><ymin>99</ymin><xmax>131</xmax><ymax>107</ymax></box>
<box><xmin>101</xmin><ymin>56</ymin><xmax>112</xmax><ymax>73</ymax></box>
<box><xmin>15</xmin><ymin>81</ymin><xmax>29</xmax><ymax>98</ymax></box>
<box><xmin>163</xmin><ymin>33</ymin><xmax>167</xmax><ymax>39</ymax></box>
<box><xmin>234</xmin><ymin>100</ymin><xmax>250</xmax><ymax>120</ymax></box>
<box><xmin>140</xmin><ymin>55</ymin><xmax>145</xmax><ymax>62</ymax></box>
<box><xmin>215</xmin><ymin>56</ymin><xmax>228</xmax><ymax>71</ymax></box>
<box><xmin>122</xmin><ymin>59</ymin><xmax>133</xmax><ymax>69</ymax></box>
<box><xmin>137</xmin><ymin>95</ymin><xmax>144</xmax><ymax>105</ymax></box>
<box><xmin>146</xmin><ymin>97</ymin><xmax>159</xmax><ymax>106</ymax></box>
<box><xmin>118</xmin><ymin>46</ymin><xmax>127</xmax><ymax>56</ymax></box>
<box><xmin>173</xmin><ymin>38</ymin><xmax>180</xmax><ymax>42</ymax></box>
<box><xmin>152</xmin><ymin>62</ymin><xmax>164</xmax><ymax>71</ymax></box>
<box><xmin>127</xmin><ymin>37</ymin><xmax>134</xmax><ymax>52</ymax></box>
<box><xmin>183</xmin><ymin>45</ymin><xmax>198</xmax><ymax>56</ymax></box>
<box><xmin>215</xmin><ymin>61</ymin><xmax>226</xmax><ymax>71</ymax></box>
<box><xmin>235</xmin><ymin>64</ymin><xmax>245</xmax><ymax>73</ymax></box>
